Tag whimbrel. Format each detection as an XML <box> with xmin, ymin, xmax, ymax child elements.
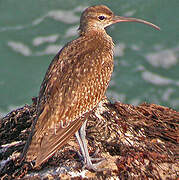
<box><xmin>21</xmin><ymin>5</ymin><xmax>160</xmax><ymax>171</ymax></box>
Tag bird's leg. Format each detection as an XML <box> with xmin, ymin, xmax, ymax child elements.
<box><xmin>79</xmin><ymin>120</ymin><xmax>103</xmax><ymax>161</ymax></box>
<box><xmin>75</xmin><ymin>120</ymin><xmax>105</xmax><ymax>171</ymax></box>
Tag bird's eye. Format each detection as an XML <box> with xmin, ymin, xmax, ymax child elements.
<box><xmin>98</xmin><ymin>15</ymin><xmax>106</xmax><ymax>20</ymax></box>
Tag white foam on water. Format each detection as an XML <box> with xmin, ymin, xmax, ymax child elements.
<box><xmin>48</xmin><ymin>10</ymin><xmax>79</xmax><ymax>24</ymax></box>
<box><xmin>146</xmin><ymin>48</ymin><xmax>178</xmax><ymax>69</ymax></box>
<box><xmin>33</xmin><ymin>34</ymin><xmax>59</xmax><ymax>46</ymax></box>
<box><xmin>7</xmin><ymin>40</ymin><xmax>63</xmax><ymax>56</ymax></box>
<box><xmin>7</xmin><ymin>41</ymin><xmax>32</xmax><ymax>56</ymax></box>
<box><xmin>114</xmin><ymin>43</ymin><xmax>126</xmax><ymax>57</ymax></box>
<box><xmin>73</xmin><ymin>5</ymin><xmax>88</xmax><ymax>12</ymax></box>
<box><xmin>47</xmin><ymin>5</ymin><xmax>88</xmax><ymax>25</ymax></box>
<box><xmin>131</xmin><ymin>44</ymin><xmax>141</xmax><ymax>51</ymax></box>
<box><xmin>161</xmin><ymin>88</ymin><xmax>175</xmax><ymax>101</ymax></box>
<box><xmin>0</xmin><ymin>15</ymin><xmax>47</xmax><ymax>33</ymax></box>
<box><xmin>107</xmin><ymin>90</ymin><xmax>126</xmax><ymax>102</ymax></box>
<box><xmin>32</xmin><ymin>15</ymin><xmax>47</xmax><ymax>26</ymax></box>
<box><xmin>141</xmin><ymin>71</ymin><xmax>179</xmax><ymax>86</ymax></box>
<box><xmin>0</xmin><ymin>25</ymin><xmax>26</xmax><ymax>32</ymax></box>
<box><xmin>135</xmin><ymin>65</ymin><xmax>145</xmax><ymax>71</ymax></box>
<box><xmin>35</xmin><ymin>44</ymin><xmax>63</xmax><ymax>56</ymax></box>
<box><xmin>123</xmin><ymin>10</ymin><xmax>136</xmax><ymax>17</ymax></box>
<box><xmin>65</xmin><ymin>25</ymin><xmax>78</xmax><ymax>38</ymax></box>
<box><xmin>0</xmin><ymin>5</ymin><xmax>86</xmax><ymax>33</ymax></box>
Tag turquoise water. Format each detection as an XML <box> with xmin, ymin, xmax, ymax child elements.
<box><xmin>0</xmin><ymin>0</ymin><xmax>179</xmax><ymax>117</ymax></box>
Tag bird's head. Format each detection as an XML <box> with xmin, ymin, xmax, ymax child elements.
<box><xmin>79</xmin><ymin>5</ymin><xmax>160</xmax><ymax>34</ymax></box>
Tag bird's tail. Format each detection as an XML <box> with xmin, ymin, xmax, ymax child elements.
<box><xmin>19</xmin><ymin>115</ymin><xmax>39</xmax><ymax>163</ymax></box>
<box><xmin>34</xmin><ymin>118</ymin><xmax>83</xmax><ymax>168</ymax></box>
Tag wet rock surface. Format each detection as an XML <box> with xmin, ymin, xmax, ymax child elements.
<box><xmin>0</xmin><ymin>98</ymin><xmax>178</xmax><ymax>179</ymax></box>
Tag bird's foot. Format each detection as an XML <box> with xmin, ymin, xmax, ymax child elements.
<box><xmin>83</xmin><ymin>157</ymin><xmax>107</xmax><ymax>172</ymax></box>
<box><xmin>77</xmin><ymin>151</ymin><xmax>107</xmax><ymax>171</ymax></box>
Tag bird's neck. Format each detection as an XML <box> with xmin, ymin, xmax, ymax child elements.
<box><xmin>79</xmin><ymin>26</ymin><xmax>113</xmax><ymax>44</ymax></box>
<box><xmin>79</xmin><ymin>27</ymin><xmax>114</xmax><ymax>62</ymax></box>
<box><xmin>80</xmin><ymin>23</ymin><xmax>104</xmax><ymax>34</ymax></box>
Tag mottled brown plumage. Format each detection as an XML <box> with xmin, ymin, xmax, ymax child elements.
<box><xmin>21</xmin><ymin>5</ymin><xmax>159</xmax><ymax>169</ymax></box>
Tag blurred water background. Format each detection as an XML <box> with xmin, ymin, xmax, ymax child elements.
<box><xmin>0</xmin><ymin>0</ymin><xmax>179</xmax><ymax>117</ymax></box>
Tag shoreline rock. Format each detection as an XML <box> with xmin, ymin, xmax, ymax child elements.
<box><xmin>0</xmin><ymin>98</ymin><xmax>178</xmax><ymax>179</ymax></box>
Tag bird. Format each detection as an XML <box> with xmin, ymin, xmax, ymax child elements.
<box><xmin>20</xmin><ymin>5</ymin><xmax>160</xmax><ymax>171</ymax></box>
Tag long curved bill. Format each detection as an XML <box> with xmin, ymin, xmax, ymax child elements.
<box><xmin>112</xmin><ymin>16</ymin><xmax>160</xmax><ymax>30</ymax></box>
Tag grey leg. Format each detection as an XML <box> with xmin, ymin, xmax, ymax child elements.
<box><xmin>75</xmin><ymin>120</ymin><xmax>105</xmax><ymax>171</ymax></box>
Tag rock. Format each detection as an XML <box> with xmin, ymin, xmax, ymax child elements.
<box><xmin>0</xmin><ymin>98</ymin><xmax>178</xmax><ymax>179</ymax></box>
